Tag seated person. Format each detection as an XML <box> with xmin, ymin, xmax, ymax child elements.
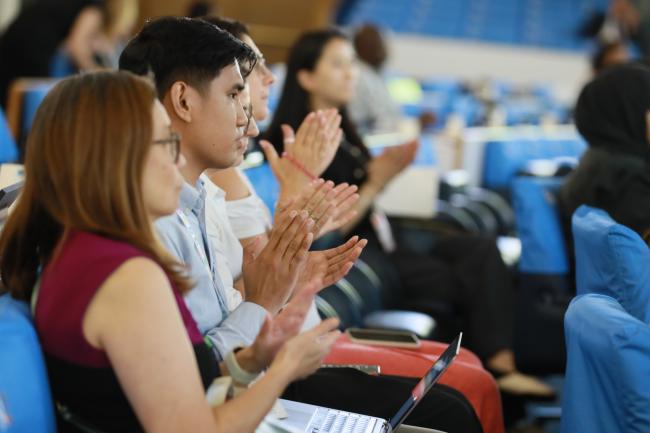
<box><xmin>559</xmin><ymin>63</ymin><xmax>650</xmax><ymax>264</ymax></box>
<box><xmin>204</xmin><ymin>16</ymin><xmax>506</xmax><ymax>433</ymax></box>
<box><xmin>119</xmin><ymin>17</ymin><xmax>484</xmax><ymax>433</ymax></box>
<box><xmin>348</xmin><ymin>23</ymin><xmax>436</xmax><ymax>134</ymax></box>
<box><xmin>264</xmin><ymin>27</ymin><xmax>555</xmax><ymax>399</ymax></box>
<box><xmin>0</xmin><ymin>70</ymin><xmax>339</xmax><ymax>432</ymax></box>
<box><xmin>0</xmin><ymin>0</ymin><xmax>136</xmax><ymax>107</ymax></box>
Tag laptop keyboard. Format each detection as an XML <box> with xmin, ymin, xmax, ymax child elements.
<box><xmin>307</xmin><ymin>407</ymin><xmax>378</xmax><ymax>433</ymax></box>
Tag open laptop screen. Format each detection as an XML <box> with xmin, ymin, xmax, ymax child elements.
<box><xmin>388</xmin><ymin>333</ymin><xmax>463</xmax><ymax>430</ymax></box>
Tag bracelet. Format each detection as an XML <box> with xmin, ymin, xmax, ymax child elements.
<box><xmin>224</xmin><ymin>347</ymin><xmax>259</xmax><ymax>386</ymax></box>
<box><xmin>282</xmin><ymin>152</ymin><xmax>317</xmax><ymax>181</ymax></box>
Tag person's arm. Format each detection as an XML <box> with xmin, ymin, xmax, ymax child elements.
<box><xmin>339</xmin><ymin>140</ymin><xmax>419</xmax><ymax>234</ymax></box>
<box><xmin>83</xmin><ymin>257</ymin><xmax>339</xmax><ymax>433</ymax></box>
<box><xmin>155</xmin><ymin>219</ymin><xmax>268</xmax><ymax>359</ymax></box>
<box><xmin>64</xmin><ymin>6</ymin><xmax>104</xmax><ymax>70</ymax></box>
<box><xmin>209</xmin><ymin>168</ymin><xmax>252</xmax><ymax>201</ymax></box>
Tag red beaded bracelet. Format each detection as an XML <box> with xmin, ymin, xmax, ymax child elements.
<box><xmin>282</xmin><ymin>152</ymin><xmax>317</xmax><ymax>181</ymax></box>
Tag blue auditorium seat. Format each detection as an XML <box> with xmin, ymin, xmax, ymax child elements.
<box><xmin>243</xmin><ymin>163</ymin><xmax>279</xmax><ymax>214</ymax></box>
<box><xmin>21</xmin><ymin>84</ymin><xmax>54</xmax><ymax>140</ymax></box>
<box><xmin>571</xmin><ymin>205</ymin><xmax>650</xmax><ymax>322</ymax></box>
<box><xmin>482</xmin><ymin>137</ymin><xmax>586</xmax><ymax>192</ymax></box>
<box><xmin>562</xmin><ymin>293</ymin><xmax>650</xmax><ymax>433</ymax></box>
<box><xmin>0</xmin><ymin>108</ymin><xmax>19</xmax><ymax>163</ymax></box>
<box><xmin>49</xmin><ymin>51</ymin><xmax>75</xmax><ymax>78</ymax></box>
<box><xmin>0</xmin><ymin>294</ymin><xmax>56</xmax><ymax>433</ymax></box>
<box><xmin>512</xmin><ymin>176</ymin><xmax>567</xmax><ymax>275</ymax></box>
<box><xmin>511</xmin><ymin>175</ymin><xmax>571</xmax><ymax>372</ymax></box>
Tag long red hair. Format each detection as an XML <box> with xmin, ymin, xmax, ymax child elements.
<box><xmin>0</xmin><ymin>70</ymin><xmax>191</xmax><ymax>300</ymax></box>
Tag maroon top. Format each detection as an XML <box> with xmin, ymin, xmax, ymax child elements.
<box><xmin>34</xmin><ymin>230</ymin><xmax>219</xmax><ymax>432</ymax></box>
<box><xmin>36</xmin><ymin>230</ymin><xmax>204</xmax><ymax>365</ymax></box>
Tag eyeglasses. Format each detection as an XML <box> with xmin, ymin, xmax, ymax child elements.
<box><xmin>153</xmin><ymin>132</ymin><xmax>181</xmax><ymax>163</ymax></box>
<box><xmin>243</xmin><ymin>103</ymin><xmax>254</xmax><ymax>134</ymax></box>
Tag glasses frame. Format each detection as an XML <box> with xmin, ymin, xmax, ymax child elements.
<box><xmin>153</xmin><ymin>132</ymin><xmax>181</xmax><ymax>163</ymax></box>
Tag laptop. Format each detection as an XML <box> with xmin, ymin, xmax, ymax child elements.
<box><xmin>270</xmin><ymin>333</ymin><xmax>463</xmax><ymax>433</ymax></box>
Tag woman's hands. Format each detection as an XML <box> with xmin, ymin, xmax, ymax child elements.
<box><xmin>260</xmin><ymin>109</ymin><xmax>342</xmax><ymax>201</ymax></box>
<box><xmin>366</xmin><ymin>140</ymin><xmax>419</xmax><ymax>192</ymax></box>
<box><xmin>270</xmin><ymin>317</ymin><xmax>341</xmax><ymax>381</ymax></box>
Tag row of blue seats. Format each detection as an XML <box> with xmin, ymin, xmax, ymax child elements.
<box><xmin>387</xmin><ymin>74</ymin><xmax>568</xmax><ymax>128</ymax></box>
<box><xmin>482</xmin><ymin>137</ymin><xmax>587</xmax><ymax>192</ymax></box>
<box><xmin>339</xmin><ymin>0</ymin><xmax>609</xmax><ymax>51</ymax></box>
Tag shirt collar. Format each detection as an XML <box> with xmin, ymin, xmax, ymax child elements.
<box><xmin>179</xmin><ymin>178</ymin><xmax>207</xmax><ymax>216</ymax></box>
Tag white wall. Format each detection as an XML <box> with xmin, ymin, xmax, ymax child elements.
<box><xmin>387</xmin><ymin>34</ymin><xmax>593</xmax><ymax>104</ymax></box>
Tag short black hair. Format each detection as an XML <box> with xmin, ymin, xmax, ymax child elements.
<box><xmin>119</xmin><ymin>16</ymin><xmax>257</xmax><ymax>97</ymax></box>
<box><xmin>200</xmin><ymin>16</ymin><xmax>250</xmax><ymax>41</ymax></box>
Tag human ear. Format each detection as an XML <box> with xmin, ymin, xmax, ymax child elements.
<box><xmin>168</xmin><ymin>82</ymin><xmax>193</xmax><ymax>123</ymax></box>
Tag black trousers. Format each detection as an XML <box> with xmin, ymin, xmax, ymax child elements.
<box><xmin>282</xmin><ymin>368</ymin><xmax>483</xmax><ymax>433</ymax></box>
<box><xmin>361</xmin><ymin>223</ymin><xmax>515</xmax><ymax>362</ymax></box>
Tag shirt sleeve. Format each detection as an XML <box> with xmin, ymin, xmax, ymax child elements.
<box><xmin>203</xmin><ymin>301</ymin><xmax>268</xmax><ymax>360</ymax></box>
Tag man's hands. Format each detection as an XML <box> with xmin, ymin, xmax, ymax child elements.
<box><xmin>242</xmin><ymin>207</ymin><xmax>313</xmax><ymax>314</ymax></box>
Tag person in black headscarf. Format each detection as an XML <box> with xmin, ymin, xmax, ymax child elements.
<box><xmin>559</xmin><ymin>63</ymin><xmax>650</xmax><ymax>247</ymax></box>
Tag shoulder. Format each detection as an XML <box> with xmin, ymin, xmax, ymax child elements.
<box><xmin>209</xmin><ymin>168</ymin><xmax>252</xmax><ymax>201</ymax></box>
<box><xmin>64</xmin><ymin>231</ymin><xmax>149</xmax><ymax>271</ymax></box>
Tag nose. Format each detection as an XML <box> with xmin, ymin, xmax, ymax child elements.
<box><xmin>235</xmin><ymin>100</ymin><xmax>247</xmax><ymax>128</ymax></box>
<box><xmin>246</xmin><ymin>117</ymin><xmax>260</xmax><ymax>138</ymax></box>
<box><xmin>265</xmin><ymin>67</ymin><xmax>276</xmax><ymax>86</ymax></box>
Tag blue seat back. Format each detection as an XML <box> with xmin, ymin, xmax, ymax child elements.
<box><xmin>512</xmin><ymin>176</ymin><xmax>568</xmax><ymax>274</ymax></box>
<box><xmin>243</xmin><ymin>163</ymin><xmax>279</xmax><ymax>215</ymax></box>
<box><xmin>572</xmin><ymin>205</ymin><xmax>650</xmax><ymax>322</ymax></box>
<box><xmin>0</xmin><ymin>294</ymin><xmax>56</xmax><ymax>433</ymax></box>
<box><xmin>49</xmin><ymin>51</ymin><xmax>75</xmax><ymax>78</ymax></box>
<box><xmin>0</xmin><ymin>107</ymin><xmax>19</xmax><ymax>163</ymax></box>
<box><xmin>562</xmin><ymin>293</ymin><xmax>650</xmax><ymax>433</ymax></box>
<box><xmin>21</xmin><ymin>85</ymin><xmax>53</xmax><ymax>140</ymax></box>
<box><xmin>482</xmin><ymin>138</ymin><xmax>586</xmax><ymax>191</ymax></box>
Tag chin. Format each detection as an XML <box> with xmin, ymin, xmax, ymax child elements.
<box><xmin>231</xmin><ymin>154</ymin><xmax>245</xmax><ymax>168</ymax></box>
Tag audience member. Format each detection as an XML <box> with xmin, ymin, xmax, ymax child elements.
<box><xmin>0</xmin><ymin>70</ymin><xmax>339</xmax><ymax>432</ymax></box>
<box><xmin>349</xmin><ymin>23</ymin><xmax>436</xmax><ymax>133</ymax></box>
<box><xmin>0</xmin><ymin>0</ymin><xmax>136</xmax><ymax>106</ymax></box>
<box><xmin>265</xmin><ymin>28</ymin><xmax>555</xmax><ymax>398</ymax></box>
<box><xmin>560</xmin><ymin>63</ymin><xmax>650</xmax><ymax>250</ymax></box>
<box><xmin>119</xmin><ymin>17</ymin><xmax>485</xmax><ymax>433</ymax></box>
<box><xmin>202</xmin><ymin>16</ymin><xmax>506</xmax><ymax>433</ymax></box>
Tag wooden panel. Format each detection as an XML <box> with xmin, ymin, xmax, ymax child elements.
<box><xmin>217</xmin><ymin>0</ymin><xmax>339</xmax><ymax>63</ymax></box>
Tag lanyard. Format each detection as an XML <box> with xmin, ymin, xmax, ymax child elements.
<box><xmin>176</xmin><ymin>209</ymin><xmax>230</xmax><ymax>319</ymax></box>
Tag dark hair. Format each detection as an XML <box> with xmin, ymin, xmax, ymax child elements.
<box><xmin>200</xmin><ymin>16</ymin><xmax>250</xmax><ymax>41</ymax></box>
<box><xmin>264</xmin><ymin>28</ymin><xmax>365</xmax><ymax>156</ymax></box>
<box><xmin>119</xmin><ymin>16</ymin><xmax>257</xmax><ymax>97</ymax></box>
<box><xmin>0</xmin><ymin>71</ymin><xmax>192</xmax><ymax>300</ymax></box>
<box><xmin>591</xmin><ymin>41</ymin><xmax>626</xmax><ymax>73</ymax></box>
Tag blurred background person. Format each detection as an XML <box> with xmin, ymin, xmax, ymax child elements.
<box><xmin>349</xmin><ymin>23</ymin><xmax>436</xmax><ymax>134</ymax></box>
<box><xmin>0</xmin><ymin>0</ymin><xmax>137</xmax><ymax>108</ymax></box>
